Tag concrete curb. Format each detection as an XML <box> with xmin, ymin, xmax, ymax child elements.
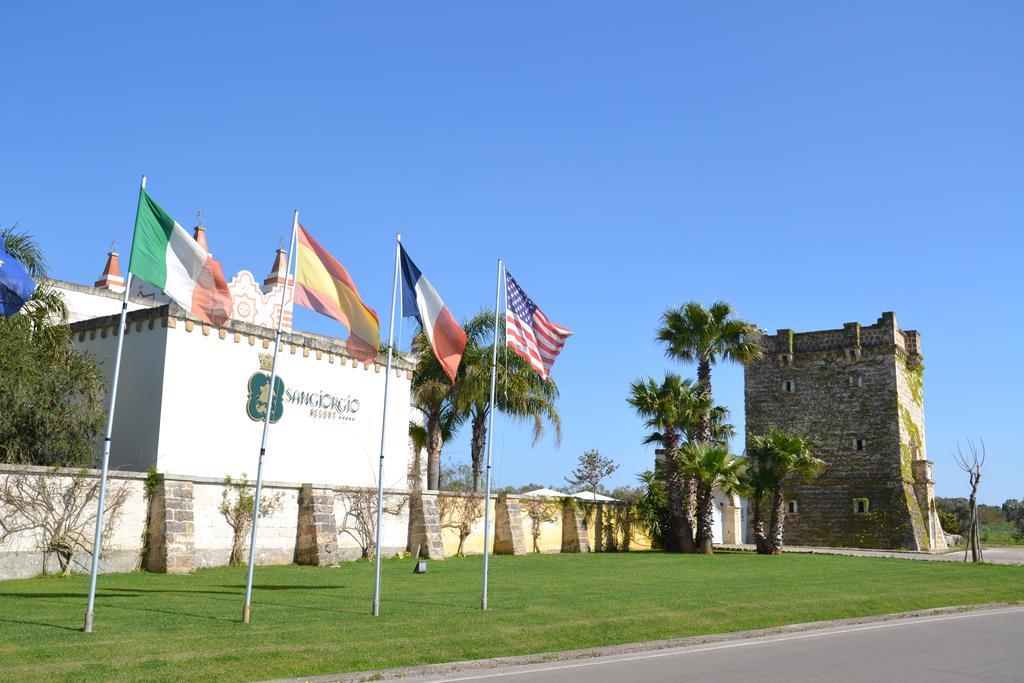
<box><xmin>271</xmin><ymin>602</ymin><xmax>1021</xmax><ymax>682</ymax></box>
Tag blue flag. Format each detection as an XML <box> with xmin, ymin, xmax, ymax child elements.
<box><xmin>0</xmin><ymin>247</ymin><xmax>37</xmax><ymax>316</ymax></box>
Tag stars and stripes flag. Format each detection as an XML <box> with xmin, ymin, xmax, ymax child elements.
<box><xmin>504</xmin><ymin>269</ymin><xmax>572</xmax><ymax>380</ymax></box>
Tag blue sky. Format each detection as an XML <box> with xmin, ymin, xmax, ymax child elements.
<box><xmin>2</xmin><ymin>3</ymin><xmax>1021</xmax><ymax>503</ymax></box>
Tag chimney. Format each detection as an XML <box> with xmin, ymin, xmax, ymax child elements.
<box><xmin>264</xmin><ymin>247</ymin><xmax>289</xmax><ymax>287</ymax></box>
<box><xmin>95</xmin><ymin>249</ymin><xmax>126</xmax><ymax>293</ymax></box>
<box><xmin>193</xmin><ymin>224</ymin><xmax>210</xmax><ymax>255</ymax></box>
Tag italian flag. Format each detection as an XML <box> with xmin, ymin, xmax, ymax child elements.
<box><xmin>128</xmin><ymin>188</ymin><xmax>233</xmax><ymax>326</ymax></box>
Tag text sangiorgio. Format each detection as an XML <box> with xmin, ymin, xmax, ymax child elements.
<box><xmin>284</xmin><ymin>389</ymin><xmax>360</xmax><ymax>416</ymax></box>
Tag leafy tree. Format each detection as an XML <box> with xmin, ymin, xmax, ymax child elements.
<box><xmin>746</xmin><ymin>429</ymin><xmax>824</xmax><ymax>554</ymax></box>
<box><xmin>678</xmin><ymin>441</ymin><xmax>746</xmax><ymax>554</ymax></box>
<box><xmin>456</xmin><ymin>313</ymin><xmax>561</xmax><ymax>492</ymax></box>
<box><xmin>627</xmin><ymin>373</ymin><xmax>709</xmax><ymax>552</ymax></box>
<box><xmin>0</xmin><ymin>228</ymin><xmax>105</xmax><ymax>466</ymax></box>
<box><xmin>565</xmin><ymin>449</ymin><xmax>618</xmax><ymax>502</ymax></box>
<box><xmin>937</xmin><ymin>509</ymin><xmax>961</xmax><ymax>536</ymax></box>
<box><xmin>657</xmin><ymin>301</ymin><xmax>761</xmax><ymax>442</ymax></box>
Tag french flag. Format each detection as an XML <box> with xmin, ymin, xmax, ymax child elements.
<box><xmin>400</xmin><ymin>245</ymin><xmax>467</xmax><ymax>383</ymax></box>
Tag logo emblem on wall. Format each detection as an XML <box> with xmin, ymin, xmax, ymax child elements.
<box><xmin>246</xmin><ymin>353</ymin><xmax>285</xmax><ymax>423</ymax></box>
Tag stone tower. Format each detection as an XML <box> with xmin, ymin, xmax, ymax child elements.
<box><xmin>744</xmin><ymin>312</ymin><xmax>945</xmax><ymax>551</ymax></box>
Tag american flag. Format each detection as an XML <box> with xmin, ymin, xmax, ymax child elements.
<box><xmin>505</xmin><ymin>269</ymin><xmax>572</xmax><ymax>380</ymax></box>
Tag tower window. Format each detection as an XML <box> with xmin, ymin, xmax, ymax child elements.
<box><xmin>848</xmin><ymin>374</ymin><xmax>863</xmax><ymax>388</ymax></box>
<box><xmin>853</xmin><ymin>498</ymin><xmax>869</xmax><ymax>514</ymax></box>
<box><xmin>854</xmin><ymin>438</ymin><xmax>867</xmax><ymax>451</ymax></box>
<box><xmin>782</xmin><ymin>380</ymin><xmax>796</xmax><ymax>393</ymax></box>
<box><xmin>787</xmin><ymin>500</ymin><xmax>798</xmax><ymax>514</ymax></box>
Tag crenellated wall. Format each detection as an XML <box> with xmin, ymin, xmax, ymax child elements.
<box><xmin>745</xmin><ymin>312</ymin><xmax>944</xmax><ymax>551</ymax></box>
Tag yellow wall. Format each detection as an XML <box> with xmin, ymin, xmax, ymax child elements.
<box><xmin>439</xmin><ymin>497</ymin><xmax>654</xmax><ymax>556</ymax></box>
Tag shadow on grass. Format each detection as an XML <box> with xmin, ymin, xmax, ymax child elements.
<box><xmin>0</xmin><ymin>617</ymin><xmax>81</xmax><ymax>632</ymax></box>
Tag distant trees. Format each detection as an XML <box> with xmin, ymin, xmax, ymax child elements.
<box><xmin>565</xmin><ymin>449</ymin><xmax>618</xmax><ymax>502</ymax></box>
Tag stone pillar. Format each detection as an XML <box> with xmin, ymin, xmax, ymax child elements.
<box><xmin>145</xmin><ymin>475</ymin><xmax>196</xmax><ymax>574</ymax></box>
<box><xmin>560</xmin><ymin>499</ymin><xmax>591</xmax><ymax>553</ymax></box>
<box><xmin>912</xmin><ymin>460</ymin><xmax>947</xmax><ymax>550</ymax></box>
<box><xmin>295</xmin><ymin>484</ymin><xmax>340</xmax><ymax>566</ymax></box>
<box><xmin>493</xmin><ymin>494</ymin><xmax>527</xmax><ymax>555</ymax></box>
<box><xmin>408</xmin><ymin>491</ymin><xmax>445</xmax><ymax>559</ymax></box>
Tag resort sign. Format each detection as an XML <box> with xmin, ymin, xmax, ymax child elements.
<box><xmin>246</xmin><ymin>353</ymin><xmax>360</xmax><ymax>423</ymax></box>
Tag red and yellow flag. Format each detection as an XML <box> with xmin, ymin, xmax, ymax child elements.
<box><xmin>293</xmin><ymin>223</ymin><xmax>381</xmax><ymax>362</ymax></box>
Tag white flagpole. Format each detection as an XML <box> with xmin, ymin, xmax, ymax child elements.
<box><xmin>372</xmin><ymin>233</ymin><xmax>401</xmax><ymax>617</ymax></box>
<box><xmin>242</xmin><ymin>210</ymin><xmax>298</xmax><ymax>624</ymax></box>
<box><xmin>83</xmin><ymin>175</ymin><xmax>145</xmax><ymax>634</ymax></box>
<box><xmin>481</xmin><ymin>258</ymin><xmax>503</xmax><ymax>610</ymax></box>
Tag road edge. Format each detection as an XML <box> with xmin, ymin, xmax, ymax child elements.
<box><xmin>280</xmin><ymin>601</ymin><xmax>1021</xmax><ymax>682</ymax></box>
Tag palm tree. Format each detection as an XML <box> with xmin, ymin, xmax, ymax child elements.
<box><xmin>457</xmin><ymin>313</ymin><xmax>561</xmax><ymax>492</ymax></box>
<box><xmin>1</xmin><ymin>226</ymin><xmax>68</xmax><ymax>349</ymax></box>
<box><xmin>678</xmin><ymin>441</ymin><xmax>746</xmax><ymax>554</ymax></box>
<box><xmin>410</xmin><ymin>331</ymin><xmax>464</xmax><ymax>490</ymax></box>
<box><xmin>627</xmin><ymin>373</ymin><xmax>709</xmax><ymax>552</ymax></box>
<box><xmin>657</xmin><ymin>301</ymin><xmax>761</xmax><ymax>442</ymax></box>
<box><xmin>748</xmin><ymin>429</ymin><xmax>824</xmax><ymax>554</ymax></box>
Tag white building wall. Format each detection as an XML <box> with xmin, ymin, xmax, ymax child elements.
<box><xmin>70</xmin><ymin>306</ymin><xmax>415</xmax><ymax>490</ymax></box>
<box><xmin>155</xmin><ymin>321</ymin><xmax>412</xmax><ymax>487</ymax></box>
<box><xmin>73</xmin><ymin>320</ymin><xmax>169</xmax><ymax>473</ymax></box>
<box><xmin>51</xmin><ymin>280</ymin><xmax>153</xmax><ymax>324</ymax></box>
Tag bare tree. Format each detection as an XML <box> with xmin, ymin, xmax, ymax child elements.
<box><xmin>338</xmin><ymin>488</ymin><xmax>408</xmax><ymax>559</ymax></box>
<box><xmin>438</xmin><ymin>492</ymin><xmax>485</xmax><ymax>556</ymax></box>
<box><xmin>565</xmin><ymin>449</ymin><xmax>618</xmax><ymax>501</ymax></box>
<box><xmin>0</xmin><ymin>468</ymin><xmax>130</xmax><ymax>575</ymax></box>
<box><xmin>518</xmin><ymin>496</ymin><xmax>559</xmax><ymax>553</ymax></box>
<box><xmin>953</xmin><ymin>440</ymin><xmax>985</xmax><ymax>563</ymax></box>
<box><xmin>218</xmin><ymin>474</ymin><xmax>284</xmax><ymax>566</ymax></box>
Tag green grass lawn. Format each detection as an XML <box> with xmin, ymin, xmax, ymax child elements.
<box><xmin>1</xmin><ymin>552</ymin><xmax>1022</xmax><ymax>682</ymax></box>
<box><xmin>980</xmin><ymin>521</ymin><xmax>1024</xmax><ymax>546</ymax></box>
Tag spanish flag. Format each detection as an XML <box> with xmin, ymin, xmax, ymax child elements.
<box><xmin>293</xmin><ymin>223</ymin><xmax>381</xmax><ymax>362</ymax></box>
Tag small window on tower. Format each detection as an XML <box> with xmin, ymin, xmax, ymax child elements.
<box><xmin>787</xmin><ymin>500</ymin><xmax>798</xmax><ymax>514</ymax></box>
<box><xmin>782</xmin><ymin>380</ymin><xmax>796</xmax><ymax>393</ymax></box>
<box><xmin>853</xmin><ymin>498</ymin><xmax>869</xmax><ymax>514</ymax></box>
<box><xmin>855</xmin><ymin>438</ymin><xmax>867</xmax><ymax>451</ymax></box>
<box><xmin>849</xmin><ymin>374</ymin><xmax>863</xmax><ymax>388</ymax></box>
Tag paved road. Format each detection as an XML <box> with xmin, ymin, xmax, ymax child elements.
<box><xmin>420</xmin><ymin>607</ymin><xmax>1024</xmax><ymax>682</ymax></box>
<box><xmin>721</xmin><ymin>544</ymin><xmax>1024</xmax><ymax>565</ymax></box>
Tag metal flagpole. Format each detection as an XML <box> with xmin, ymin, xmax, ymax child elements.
<box><xmin>372</xmin><ymin>234</ymin><xmax>401</xmax><ymax>617</ymax></box>
<box><xmin>84</xmin><ymin>175</ymin><xmax>145</xmax><ymax>633</ymax></box>
<box><xmin>242</xmin><ymin>210</ymin><xmax>298</xmax><ymax>624</ymax></box>
<box><xmin>481</xmin><ymin>258</ymin><xmax>503</xmax><ymax>610</ymax></box>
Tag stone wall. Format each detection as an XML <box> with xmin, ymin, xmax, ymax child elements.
<box><xmin>0</xmin><ymin>465</ymin><xmax>657</xmax><ymax>581</ymax></box>
<box><xmin>744</xmin><ymin>312</ymin><xmax>943</xmax><ymax>550</ymax></box>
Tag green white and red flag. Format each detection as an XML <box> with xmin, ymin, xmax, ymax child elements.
<box><xmin>127</xmin><ymin>188</ymin><xmax>232</xmax><ymax>325</ymax></box>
